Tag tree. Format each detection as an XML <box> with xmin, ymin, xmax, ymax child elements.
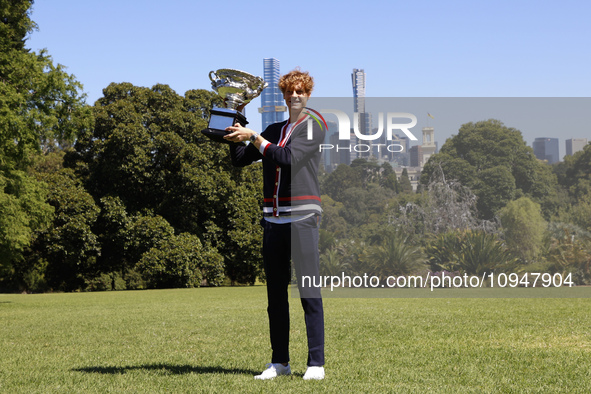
<box><xmin>555</xmin><ymin>194</ymin><xmax>591</xmax><ymax>233</ymax></box>
<box><xmin>0</xmin><ymin>1</ymin><xmax>92</xmax><ymax>169</ymax></box>
<box><xmin>0</xmin><ymin>169</ymin><xmax>53</xmax><ymax>290</ymax></box>
<box><xmin>364</xmin><ymin>231</ymin><xmax>425</xmax><ymax>279</ymax></box>
<box><xmin>392</xmin><ymin>168</ymin><xmax>497</xmax><ymax>238</ymax></box>
<box><xmin>544</xmin><ymin>222</ymin><xmax>591</xmax><ymax>285</ymax></box>
<box><xmin>0</xmin><ymin>0</ymin><xmax>92</xmax><ymax>290</ymax></box>
<box><xmin>551</xmin><ymin>143</ymin><xmax>591</xmax><ymax>232</ymax></box>
<box><xmin>68</xmin><ymin>82</ymin><xmax>263</xmax><ymax>285</ymax></box>
<box><xmin>421</xmin><ymin>119</ymin><xmax>558</xmax><ymax>219</ymax></box>
<box><xmin>557</xmin><ymin>142</ymin><xmax>591</xmax><ymax>200</ymax></box>
<box><xmin>498</xmin><ymin>197</ymin><xmax>546</xmax><ymax>263</ymax></box>
<box><xmin>338</xmin><ymin>185</ymin><xmax>393</xmax><ymax>227</ymax></box>
<box><xmin>92</xmin><ymin>196</ymin><xmax>132</xmax><ymax>279</ymax></box>
<box><xmin>399</xmin><ymin>168</ymin><xmax>413</xmax><ymax>194</ymax></box>
<box><xmin>138</xmin><ymin>232</ymin><xmax>224</xmax><ymax>289</ymax></box>
<box><xmin>426</xmin><ymin>230</ymin><xmax>519</xmax><ymax>276</ymax></box>
<box><xmin>320</xmin><ymin>247</ymin><xmax>351</xmax><ymax>277</ymax></box>
<box><xmin>0</xmin><ymin>0</ymin><xmax>36</xmax><ymax>53</ymax></box>
<box><xmin>350</xmin><ymin>157</ymin><xmax>381</xmax><ymax>186</ymax></box>
<box><xmin>380</xmin><ymin>162</ymin><xmax>401</xmax><ymax>192</ymax></box>
<box><xmin>475</xmin><ymin>166</ymin><xmax>516</xmax><ymax>219</ymax></box>
<box><xmin>319</xmin><ymin>195</ymin><xmax>348</xmax><ymax>239</ymax></box>
<box><xmin>321</xmin><ymin>163</ymin><xmax>363</xmax><ymax>201</ymax></box>
<box><xmin>30</xmin><ymin>165</ymin><xmax>100</xmax><ymax>291</ymax></box>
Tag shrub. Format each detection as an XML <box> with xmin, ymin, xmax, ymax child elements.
<box><xmin>426</xmin><ymin>230</ymin><xmax>519</xmax><ymax>276</ymax></box>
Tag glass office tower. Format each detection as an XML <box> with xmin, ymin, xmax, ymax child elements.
<box><xmin>533</xmin><ymin>137</ymin><xmax>559</xmax><ymax>164</ymax></box>
<box><xmin>351</xmin><ymin>68</ymin><xmax>369</xmax><ymax>133</ymax></box>
<box><xmin>352</xmin><ymin>68</ymin><xmax>372</xmax><ymax>158</ymax></box>
<box><xmin>260</xmin><ymin>58</ymin><xmax>285</xmax><ymax>131</ymax></box>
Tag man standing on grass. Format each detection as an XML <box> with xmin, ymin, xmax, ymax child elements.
<box><xmin>224</xmin><ymin>68</ymin><xmax>325</xmax><ymax>380</ymax></box>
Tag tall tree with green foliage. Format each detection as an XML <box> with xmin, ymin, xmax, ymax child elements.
<box><xmin>29</xmin><ymin>162</ymin><xmax>101</xmax><ymax>291</ymax></box>
<box><xmin>0</xmin><ymin>169</ymin><xmax>53</xmax><ymax>289</ymax></box>
<box><xmin>553</xmin><ymin>143</ymin><xmax>591</xmax><ymax>232</ymax></box>
<box><xmin>0</xmin><ymin>0</ymin><xmax>92</xmax><ymax>168</ymax></box>
<box><xmin>380</xmin><ymin>162</ymin><xmax>401</xmax><ymax>192</ymax></box>
<box><xmin>421</xmin><ymin>119</ymin><xmax>558</xmax><ymax>219</ymax></box>
<box><xmin>558</xmin><ymin>142</ymin><xmax>591</xmax><ymax>198</ymax></box>
<box><xmin>68</xmin><ymin>83</ymin><xmax>263</xmax><ymax>285</ymax></box>
<box><xmin>0</xmin><ymin>0</ymin><xmax>92</xmax><ymax>290</ymax></box>
<box><xmin>321</xmin><ymin>163</ymin><xmax>363</xmax><ymax>199</ymax></box>
<box><xmin>399</xmin><ymin>168</ymin><xmax>413</xmax><ymax>194</ymax></box>
<box><xmin>498</xmin><ymin>197</ymin><xmax>546</xmax><ymax>263</ymax></box>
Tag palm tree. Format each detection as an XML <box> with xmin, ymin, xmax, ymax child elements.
<box><xmin>426</xmin><ymin>230</ymin><xmax>518</xmax><ymax>276</ymax></box>
<box><xmin>319</xmin><ymin>247</ymin><xmax>351</xmax><ymax>277</ymax></box>
<box><xmin>364</xmin><ymin>232</ymin><xmax>426</xmax><ymax>279</ymax></box>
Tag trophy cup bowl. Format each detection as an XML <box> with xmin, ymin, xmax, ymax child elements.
<box><xmin>201</xmin><ymin>69</ymin><xmax>267</xmax><ymax>144</ymax></box>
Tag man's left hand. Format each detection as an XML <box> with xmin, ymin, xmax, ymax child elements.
<box><xmin>224</xmin><ymin>123</ymin><xmax>254</xmax><ymax>143</ymax></box>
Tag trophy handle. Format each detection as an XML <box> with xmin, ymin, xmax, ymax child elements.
<box><xmin>209</xmin><ymin>71</ymin><xmax>218</xmax><ymax>84</ymax></box>
<box><xmin>252</xmin><ymin>77</ymin><xmax>267</xmax><ymax>95</ymax></box>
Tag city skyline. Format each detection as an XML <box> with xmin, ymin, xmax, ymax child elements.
<box><xmin>26</xmin><ymin>1</ymin><xmax>590</xmax><ymax>159</ymax></box>
<box><xmin>309</xmin><ymin>96</ymin><xmax>590</xmax><ymax>163</ymax></box>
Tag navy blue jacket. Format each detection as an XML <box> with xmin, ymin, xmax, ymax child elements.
<box><xmin>230</xmin><ymin>114</ymin><xmax>325</xmax><ymax>217</ymax></box>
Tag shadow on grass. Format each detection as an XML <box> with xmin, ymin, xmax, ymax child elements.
<box><xmin>73</xmin><ymin>363</ymin><xmax>259</xmax><ymax>376</ymax></box>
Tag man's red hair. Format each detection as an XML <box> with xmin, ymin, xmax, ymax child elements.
<box><xmin>278</xmin><ymin>68</ymin><xmax>314</xmax><ymax>94</ymax></box>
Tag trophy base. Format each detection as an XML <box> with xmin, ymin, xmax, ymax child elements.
<box><xmin>201</xmin><ymin>128</ymin><xmax>246</xmax><ymax>145</ymax></box>
<box><xmin>201</xmin><ymin>107</ymin><xmax>248</xmax><ymax>145</ymax></box>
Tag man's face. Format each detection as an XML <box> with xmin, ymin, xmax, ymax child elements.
<box><xmin>283</xmin><ymin>84</ymin><xmax>310</xmax><ymax>111</ymax></box>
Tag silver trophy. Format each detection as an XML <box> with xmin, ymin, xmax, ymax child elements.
<box><xmin>202</xmin><ymin>68</ymin><xmax>267</xmax><ymax>144</ymax></box>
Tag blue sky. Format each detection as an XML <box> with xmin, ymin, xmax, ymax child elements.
<box><xmin>26</xmin><ymin>0</ymin><xmax>590</xmax><ymax>157</ymax></box>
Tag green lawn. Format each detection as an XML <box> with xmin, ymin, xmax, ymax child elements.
<box><xmin>1</xmin><ymin>287</ymin><xmax>590</xmax><ymax>393</ymax></box>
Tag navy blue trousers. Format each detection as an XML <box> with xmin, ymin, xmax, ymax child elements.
<box><xmin>263</xmin><ymin>216</ymin><xmax>325</xmax><ymax>367</ymax></box>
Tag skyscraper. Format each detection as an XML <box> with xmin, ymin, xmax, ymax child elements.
<box><xmin>351</xmin><ymin>68</ymin><xmax>372</xmax><ymax>158</ymax></box>
<box><xmin>533</xmin><ymin>138</ymin><xmax>559</xmax><ymax>164</ymax></box>
<box><xmin>566</xmin><ymin>138</ymin><xmax>588</xmax><ymax>157</ymax></box>
<box><xmin>352</xmin><ymin>68</ymin><xmax>366</xmax><ymax>114</ymax></box>
<box><xmin>259</xmin><ymin>58</ymin><xmax>286</xmax><ymax>131</ymax></box>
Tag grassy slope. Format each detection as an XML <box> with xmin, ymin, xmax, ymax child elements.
<box><xmin>1</xmin><ymin>287</ymin><xmax>590</xmax><ymax>393</ymax></box>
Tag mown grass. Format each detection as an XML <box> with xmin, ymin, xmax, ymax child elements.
<box><xmin>1</xmin><ymin>287</ymin><xmax>590</xmax><ymax>393</ymax></box>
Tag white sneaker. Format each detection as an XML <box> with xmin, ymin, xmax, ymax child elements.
<box><xmin>254</xmin><ymin>363</ymin><xmax>291</xmax><ymax>380</ymax></box>
<box><xmin>303</xmin><ymin>366</ymin><xmax>325</xmax><ymax>380</ymax></box>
